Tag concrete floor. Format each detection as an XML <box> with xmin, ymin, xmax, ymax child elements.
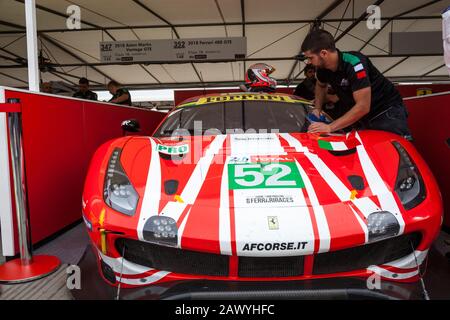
<box><xmin>0</xmin><ymin>264</ymin><xmax>71</xmax><ymax>300</ymax></box>
<box><xmin>1</xmin><ymin>223</ymin><xmax>449</xmax><ymax>300</ymax></box>
<box><xmin>0</xmin><ymin>223</ymin><xmax>88</xmax><ymax>300</ymax></box>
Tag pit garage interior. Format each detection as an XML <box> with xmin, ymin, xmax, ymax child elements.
<box><xmin>0</xmin><ymin>0</ymin><xmax>449</xmax><ymax>300</ymax></box>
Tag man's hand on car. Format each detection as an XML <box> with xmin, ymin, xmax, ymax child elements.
<box><xmin>308</xmin><ymin>122</ymin><xmax>332</xmax><ymax>133</ymax></box>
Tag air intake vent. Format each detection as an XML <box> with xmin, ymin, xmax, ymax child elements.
<box><xmin>313</xmin><ymin>232</ymin><xmax>421</xmax><ymax>275</ymax></box>
<box><xmin>116</xmin><ymin>238</ymin><xmax>229</xmax><ymax>277</ymax></box>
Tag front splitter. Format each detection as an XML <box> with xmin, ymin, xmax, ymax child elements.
<box><xmin>70</xmin><ymin>244</ymin><xmax>450</xmax><ymax>300</ymax></box>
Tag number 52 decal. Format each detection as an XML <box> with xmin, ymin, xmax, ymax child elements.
<box><xmin>228</xmin><ymin>162</ymin><xmax>304</xmax><ymax>190</ymax></box>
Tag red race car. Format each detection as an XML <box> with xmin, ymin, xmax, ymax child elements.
<box><xmin>82</xmin><ymin>92</ymin><xmax>442</xmax><ymax>290</ymax></box>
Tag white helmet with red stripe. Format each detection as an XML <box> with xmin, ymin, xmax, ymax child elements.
<box><xmin>245</xmin><ymin>63</ymin><xmax>277</xmax><ymax>92</ymax></box>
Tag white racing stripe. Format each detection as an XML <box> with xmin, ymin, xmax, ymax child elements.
<box><xmin>98</xmin><ymin>249</ymin><xmax>152</xmax><ymax>275</ymax></box>
<box><xmin>385</xmin><ymin>249</ymin><xmax>428</xmax><ymax>269</ymax></box>
<box><xmin>230</xmin><ymin>133</ymin><xmax>287</xmax><ymax>155</ymax></box>
<box><xmin>329</xmin><ymin>141</ymin><xmax>347</xmax><ymax>151</ymax></box>
<box><xmin>234</xmin><ymin>204</ymin><xmax>315</xmax><ymax>257</ymax></box>
<box><xmin>367</xmin><ymin>266</ymin><xmax>419</xmax><ymax>280</ymax></box>
<box><xmin>304</xmin><ymin>151</ymin><xmax>379</xmax><ymax>218</ymax></box>
<box><xmin>98</xmin><ymin>248</ymin><xmax>171</xmax><ymax>285</ymax></box>
<box><xmin>282</xmin><ymin>134</ymin><xmax>379</xmax><ymax>215</ymax></box>
<box><xmin>295</xmin><ymin>159</ymin><xmax>331</xmax><ymax>253</ymax></box>
<box><xmin>279</xmin><ymin>133</ymin><xmax>308</xmax><ymax>152</ymax></box>
<box><xmin>367</xmin><ymin>250</ymin><xmax>428</xmax><ymax>280</ymax></box>
<box><xmin>161</xmin><ymin>135</ymin><xmax>226</xmax><ymax>222</ymax></box>
<box><xmin>219</xmin><ymin>157</ymin><xmax>232</xmax><ymax>255</ymax></box>
<box><xmin>137</xmin><ymin>138</ymin><xmax>161</xmax><ymax>241</ymax></box>
<box><xmin>118</xmin><ymin>271</ymin><xmax>171</xmax><ymax>286</ymax></box>
<box><xmin>230</xmin><ymin>133</ymin><xmax>315</xmax><ymax>257</ymax></box>
<box><xmin>177</xmin><ymin>206</ymin><xmax>192</xmax><ymax>247</ymax></box>
<box><xmin>282</xmin><ymin>133</ymin><xmax>392</xmax><ymax>244</ymax></box>
<box><xmin>354</xmin><ymin>132</ymin><xmax>405</xmax><ymax>234</ymax></box>
<box><xmin>350</xmin><ymin>206</ymin><xmax>369</xmax><ymax>243</ymax></box>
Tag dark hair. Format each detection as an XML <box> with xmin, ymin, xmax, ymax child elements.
<box><xmin>301</xmin><ymin>29</ymin><xmax>336</xmax><ymax>54</ymax></box>
<box><xmin>79</xmin><ymin>77</ymin><xmax>89</xmax><ymax>85</ymax></box>
<box><xmin>304</xmin><ymin>64</ymin><xmax>316</xmax><ymax>74</ymax></box>
<box><xmin>107</xmin><ymin>80</ymin><xmax>120</xmax><ymax>87</ymax></box>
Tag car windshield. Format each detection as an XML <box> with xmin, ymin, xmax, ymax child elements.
<box><xmin>154</xmin><ymin>100</ymin><xmax>310</xmax><ymax>137</ymax></box>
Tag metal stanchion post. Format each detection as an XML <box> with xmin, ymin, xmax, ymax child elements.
<box><xmin>9</xmin><ymin>112</ymin><xmax>32</xmax><ymax>264</ymax></box>
<box><xmin>0</xmin><ymin>111</ymin><xmax>60</xmax><ymax>284</ymax></box>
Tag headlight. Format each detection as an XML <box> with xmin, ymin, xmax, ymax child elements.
<box><xmin>367</xmin><ymin>211</ymin><xmax>400</xmax><ymax>242</ymax></box>
<box><xmin>103</xmin><ymin>148</ymin><xmax>139</xmax><ymax>216</ymax></box>
<box><xmin>392</xmin><ymin>141</ymin><xmax>426</xmax><ymax>210</ymax></box>
<box><xmin>143</xmin><ymin>216</ymin><xmax>178</xmax><ymax>247</ymax></box>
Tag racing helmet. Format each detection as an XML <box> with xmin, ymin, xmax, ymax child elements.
<box><xmin>245</xmin><ymin>63</ymin><xmax>277</xmax><ymax>92</ymax></box>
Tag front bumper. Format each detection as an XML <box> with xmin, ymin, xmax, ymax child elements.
<box><xmin>92</xmin><ymin>231</ymin><xmax>429</xmax><ymax>289</ymax></box>
<box><xmin>75</xmin><ymin>245</ymin><xmax>429</xmax><ymax>300</ymax></box>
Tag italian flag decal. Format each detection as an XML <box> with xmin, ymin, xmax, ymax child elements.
<box><xmin>356</xmin><ymin>70</ymin><xmax>367</xmax><ymax>79</ymax></box>
<box><xmin>343</xmin><ymin>52</ymin><xmax>367</xmax><ymax>79</ymax></box>
<box><xmin>318</xmin><ymin>139</ymin><xmax>360</xmax><ymax>151</ymax></box>
<box><xmin>354</xmin><ymin>63</ymin><xmax>364</xmax><ymax>72</ymax></box>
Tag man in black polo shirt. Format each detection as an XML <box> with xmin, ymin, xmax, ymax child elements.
<box><xmin>301</xmin><ymin>29</ymin><xmax>411</xmax><ymax>139</ymax></box>
<box><xmin>73</xmin><ymin>77</ymin><xmax>98</xmax><ymax>101</ymax></box>
<box><xmin>108</xmin><ymin>80</ymin><xmax>132</xmax><ymax>106</ymax></box>
<box><xmin>294</xmin><ymin>64</ymin><xmax>316</xmax><ymax>100</ymax></box>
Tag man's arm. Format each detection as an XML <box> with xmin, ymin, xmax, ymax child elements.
<box><xmin>326</xmin><ymin>94</ymin><xmax>339</xmax><ymax>104</ymax></box>
<box><xmin>308</xmin><ymin>87</ymin><xmax>371</xmax><ymax>133</ymax></box>
<box><xmin>110</xmin><ymin>92</ymin><xmax>130</xmax><ymax>104</ymax></box>
<box><xmin>329</xmin><ymin>87</ymin><xmax>370</xmax><ymax>131</ymax></box>
<box><xmin>313</xmin><ymin>79</ymin><xmax>328</xmax><ymax>116</ymax></box>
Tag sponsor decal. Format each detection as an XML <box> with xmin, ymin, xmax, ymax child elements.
<box><xmin>157</xmin><ymin>143</ymin><xmax>189</xmax><ymax>155</ymax></box>
<box><xmin>340</xmin><ymin>78</ymin><xmax>349</xmax><ymax>86</ymax></box>
<box><xmin>229</xmin><ymin>155</ymin><xmax>294</xmax><ymax>164</ymax></box>
<box><xmin>177</xmin><ymin>94</ymin><xmax>309</xmax><ymax>108</ymax></box>
<box><xmin>267</xmin><ymin>216</ymin><xmax>279</xmax><ymax>230</ymax></box>
<box><xmin>233</xmin><ymin>136</ymin><xmax>275</xmax><ymax>141</ymax></box>
<box><xmin>233</xmin><ymin>188</ymin><xmax>306</xmax><ymax>208</ymax></box>
<box><xmin>228</xmin><ymin>162</ymin><xmax>304</xmax><ymax>190</ymax></box>
<box><xmin>242</xmin><ymin>241</ymin><xmax>308</xmax><ymax>251</ymax></box>
<box><xmin>416</xmin><ymin>88</ymin><xmax>432</xmax><ymax>96</ymax></box>
<box><xmin>229</xmin><ymin>156</ymin><xmax>251</xmax><ymax>163</ymax></box>
<box><xmin>246</xmin><ymin>194</ymin><xmax>294</xmax><ymax>205</ymax></box>
<box><xmin>251</xmin><ymin>156</ymin><xmax>293</xmax><ymax>163</ymax></box>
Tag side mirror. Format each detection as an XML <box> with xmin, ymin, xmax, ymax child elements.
<box><xmin>121</xmin><ymin>119</ymin><xmax>140</xmax><ymax>133</ymax></box>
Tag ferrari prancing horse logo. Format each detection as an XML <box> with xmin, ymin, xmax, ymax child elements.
<box><xmin>268</xmin><ymin>216</ymin><xmax>279</xmax><ymax>230</ymax></box>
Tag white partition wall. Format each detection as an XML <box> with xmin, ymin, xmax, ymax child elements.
<box><xmin>0</xmin><ymin>88</ymin><xmax>15</xmax><ymax>256</ymax></box>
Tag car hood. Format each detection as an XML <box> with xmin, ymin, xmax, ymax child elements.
<box><xmin>118</xmin><ymin>132</ymin><xmax>405</xmax><ymax>256</ymax></box>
